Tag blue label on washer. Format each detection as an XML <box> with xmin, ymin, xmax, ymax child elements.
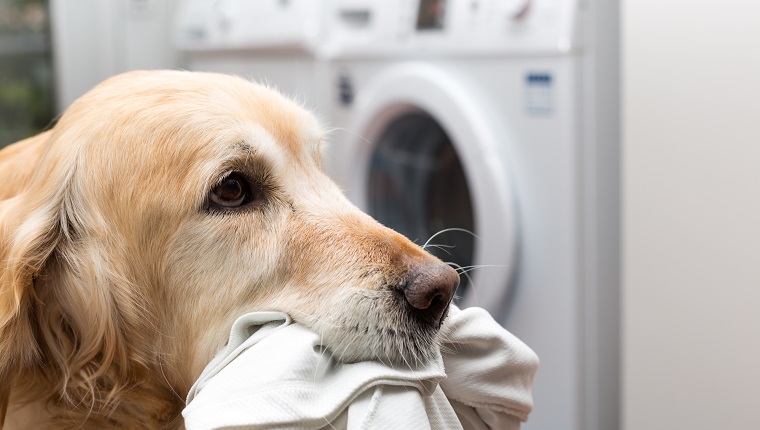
<box><xmin>525</xmin><ymin>72</ymin><xmax>554</xmax><ymax>116</ymax></box>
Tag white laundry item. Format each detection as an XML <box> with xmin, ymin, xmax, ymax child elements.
<box><xmin>183</xmin><ymin>306</ymin><xmax>538</xmax><ymax>430</ymax></box>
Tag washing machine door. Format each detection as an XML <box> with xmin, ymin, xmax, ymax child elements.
<box><xmin>332</xmin><ymin>63</ymin><xmax>518</xmax><ymax>316</ymax></box>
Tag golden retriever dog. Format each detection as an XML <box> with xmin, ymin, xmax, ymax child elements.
<box><xmin>0</xmin><ymin>70</ymin><xmax>459</xmax><ymax>428</ymax></box>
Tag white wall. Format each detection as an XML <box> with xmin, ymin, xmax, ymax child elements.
<box><xmin>623</xmin><ymin>1</ymin><xmax>760</xmax><ymax>429</ymax></box>
<box><xmin>50</xmin><ymin>0</ymin><xmax>179</xmax><ymax>111</ymax></box>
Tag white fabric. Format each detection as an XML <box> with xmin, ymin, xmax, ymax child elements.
<box><xmin>183</xmin><ymin>306</ymin><xmax>538</xmax><ymax>430</ymax></box>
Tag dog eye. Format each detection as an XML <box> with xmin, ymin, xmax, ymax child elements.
<box><xmin>210</xmin><ymin>173</ymin><xmax>253</xmax><ymax>208</ymax></box>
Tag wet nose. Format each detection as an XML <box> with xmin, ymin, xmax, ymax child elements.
<box><xmin>404</xmin><ymin>262</ymin><xmax>460</xmax><ymax>324</ymax></box>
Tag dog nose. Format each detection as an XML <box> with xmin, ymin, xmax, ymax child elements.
<box><xmin>404</xmin><ymin>262</ymin><xmax>459</xmax><ymax>323</ymax></box>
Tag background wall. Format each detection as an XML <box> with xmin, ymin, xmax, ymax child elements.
<box><xmin>50</xmin><ymin>0</ymin><xmax>177</xmax><ymax>110</ymax></box>
<box><xmin>623</xmin><ymin>1</ymin><xmax>760</xmax><ymax>429</ymax></box>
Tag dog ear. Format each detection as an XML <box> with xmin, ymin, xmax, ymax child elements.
<box><xmin>0</xmin><ymin>130</ymin><xmax>65</xmax><ymax>420</ymax></box>
<box><xmin>2</xmin><ymin>130</ymin><xmax>177</xmax><ymax>424</ymax></box>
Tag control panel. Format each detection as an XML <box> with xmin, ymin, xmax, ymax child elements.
<box><xmin>323</xmin><ymin>0</ymin><xmax>579</xmax><ymax>57</ymax></box>
<box><xmin>174</xmin><ymin>0</ymin><xmax>579</xmax><ymax>57</ymax></box>
<box><xmin>174</xmin><ymin>0</ymin><xmax>327</xmax><ymax>53</ymax></box>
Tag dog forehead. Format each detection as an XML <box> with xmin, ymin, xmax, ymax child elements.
<box><xmin>237</xmin><ymin>87</ymin><xmax>324</xmax><ymax>158</ymax></box>
<box><xmin>183</xmin><ymin>71</ymin><xmax>323</xmax><ymax>153</ymax></box>
<box><xmin>77</xmin><ymin>70</ymin><xmax>322</xmax><ymax>150</ymax></box>
<box><xmin>58</xmin><ymin>71</ymin><xmax>324</xmax><ymax>173</ymax></box>
<box><xmin>178</xmin><ymin>72</ymin><xmax>321</xmax><ymax>156</ymax></box>
<box><xmin>197</xmin><ymin>74</ymin><xmax>325</xmax><ymax>171</ymax></box>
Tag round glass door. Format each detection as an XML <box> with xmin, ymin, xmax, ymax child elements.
<box><xmin>368</xmin><ymin>113</ymin><xmax>475</xmax><ymax>299</ymax></box>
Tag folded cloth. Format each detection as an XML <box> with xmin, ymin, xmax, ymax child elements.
<box><xmin>183</xmin><ymin>306</ymin><xmax>538</xmax><ymax>430</ymax></box>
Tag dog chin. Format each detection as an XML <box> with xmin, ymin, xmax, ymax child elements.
<box><xmin>308</xmin><ymin>290</ymin><xmax>446</xmax><ymax>368</ymax></box>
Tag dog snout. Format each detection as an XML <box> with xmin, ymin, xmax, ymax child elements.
<box><xmin>403</xmin><ymin>262</ymin><xmax>459</xmax><ymax>324</ymax></box>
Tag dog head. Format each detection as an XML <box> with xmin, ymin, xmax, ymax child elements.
<box><xmin>0</xmin><ymin>71</ymin><xmax>459</xmax><ymax>426</ymax></box>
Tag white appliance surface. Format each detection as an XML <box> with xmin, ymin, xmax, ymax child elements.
<box><xmin>322</xmin><ymin>2</ymin><xmax>618</xmax><ymax>430</ymax></box>
<box><xmin>328</xmin><ymin>55</ymin><xmax>581</xmax><ymax>430</ymax></box>
<box><xmin>174</xmin><ymin>1</ymin><xmax>619</xmax><ymax>429</ymax></box>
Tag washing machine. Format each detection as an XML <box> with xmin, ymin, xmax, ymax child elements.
<box><xmin>174</xmin><ymin>0</ymin><xmax>331</xmax><ymax>118</ymax></box>
<box><xmin>321</xmin><ymin>1</ymin><xmax>620</xmax><ymax>429</ymax></box>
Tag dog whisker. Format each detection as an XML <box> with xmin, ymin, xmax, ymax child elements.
<box><xmin>422</xmin><ymin>227</ymin><xmax>479</xmax><ymax>250</ymax></box>
<box><xmin>444</xmin><ymin>261</ymin><xmax>479</xmax><ymax>302</ymax></box>
<box><xmin>322</xmin><ymin>127</ymin><xmax>373</xmax><ymax>147</ymax></box>
<box><xmin>421</xmin><ymin>244</ymin><xmax>455</xmax><ymax>256</ymax></box>
<box><xmin>451</xmin><ymin>263</ymin><xmax>508</xmax><ymax>270</ymax></box>
<box><xmin>307</xmin><ymin>323</ymin><xmax>332</xmax><ymax>382</ymax></box>
<box><xmin>286</xmin><ymin>308</ymin><xmax>345</xmax><ymax>330</ymax></box>
<box><xmin>396</xmin><ymin>332</ymin><xmax>413</xmax><ymax>370</ymax></box>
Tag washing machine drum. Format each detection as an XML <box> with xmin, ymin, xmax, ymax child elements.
<box><xmin>367</xmin><ymin>113</ymin><xmax>475</xmax><ymax>298</ymax></box>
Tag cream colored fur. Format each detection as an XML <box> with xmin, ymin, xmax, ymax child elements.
<box><xmin>0</xmin><ymin>71</ymin><xmax>453</xmax><ymax>428</ymax></box>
